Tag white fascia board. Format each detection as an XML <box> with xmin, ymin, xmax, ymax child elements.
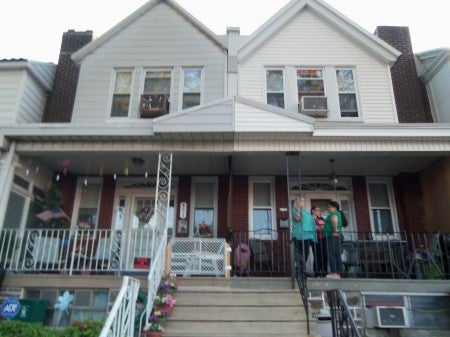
<box><xmin>313</xmin><ymin>123</ymin><xmax>450</xmax><ymax>138</ymax></box>
<box><xmin>1</xmin><ymin>123</ymin><xmax>154</xmax><ymax>137</ymax></box>
<box><xmin>72</xmin><ymin>0</ymin><xmax>226</xmax><ymax>63</ymax></box>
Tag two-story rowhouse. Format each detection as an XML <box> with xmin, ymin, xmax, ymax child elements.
<box><xmin>0</xmin><ymin>0</ymin><xmax>449</xmax><ymax>333</ymax></box>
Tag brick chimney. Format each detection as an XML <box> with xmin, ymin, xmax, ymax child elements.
<box><xmin>42</xmin><ymin>30</ymin><xmax>93</xmax><ymax>122</ymax></box>
<box><xmin>374</xmin><ymin>26</ymin><xmax>433</xmax><ymax>123</ymax></box>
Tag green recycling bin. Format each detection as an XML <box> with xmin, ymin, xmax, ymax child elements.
<box><xmin>13</xmin><ymin>299</ymin><xmax>49</xmax><ymax>323</ymax></box>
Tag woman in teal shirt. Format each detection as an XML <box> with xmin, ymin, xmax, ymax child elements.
<box><xmin>292</xmin><ymin>196</ymin><xmax>317</xmax><ymax>267</ymax></box>
<box><xmin>324</xmin><ymin>201</ymin><xmax>343</xmax><ymax>279</ymax></box>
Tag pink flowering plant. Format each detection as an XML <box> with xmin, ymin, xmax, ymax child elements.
<box><xmin>161</xmin><ymin>294</ymin><xmax>176</xmax><ymax>307</ymax></box>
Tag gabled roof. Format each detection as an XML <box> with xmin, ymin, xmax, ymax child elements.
<box><xmin>0</xmin><ymin>59</ymin><xmax>55</xmax><ymax>91</ymax></box>
<box><xmin>72</xmin><ymin>0</ymin><xmax>227</xmax><ymax>63</ymax></box>
<box><xmin>153</xmin><ymin>96</ymin><xmax>315</xmax><ymax>133</ymax></box>
<box><xmin>415</xmin><ymin>48</ymin><xmax>450</xmax><ymax>82</ymax></box>
<box><xmin>238</xmin><ymin>0</ymin><xmax>401</xmax><ymax>65</ymax></box>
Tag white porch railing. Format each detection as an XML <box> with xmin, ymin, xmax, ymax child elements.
<box><xmin>170</xmin><ymin>237</ymin><xmax>228</xmax><ymax>276</ymax></box>
<box><xmin>0</xmin><ymin>228</ymin><xmax>156</xmax><ymax>274</ymax></box>
<box><xmin>99</xmin><ymin>276</ymin><xmax>140</xmax><ymax>337</ymax></box>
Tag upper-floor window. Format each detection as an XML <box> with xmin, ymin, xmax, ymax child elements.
<box><xmin>111</xmin><ymin>70</ymin><xmax>132</xmax><ymax>117</ymax></box>
<box><xmin>140</xmin><ymin>70</ymin><xmax>171</xmax><ymax>118</ymax></box>
<box><xmin>297</xmin><ymin>69</ymin><xmax>325</xmax><ymax>102</ymax></box>
<box><xmin>266</xmin><ymin>69</ymin><xmax>285</xmax><ymax>108</ymax></box>
<box><xmin>336</xmin><ymin>69</ymin><xmax>358</xmax><ymax>117</ymax></box>
<box><xmin>182</xmin><ymin>68</ymin><xmax>202</xmax><ymax>109</ymax></box>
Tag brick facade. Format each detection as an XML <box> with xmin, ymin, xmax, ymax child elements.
<box><xmin>374</xmin><ymin>26</ymin><xmax>433</xmax><ymax>123</ymax></box>
<box><xmin>57</xmin><ymin>173</ymin><xmax>77</xmax><ymax>220</ymax></box>
<box><xmin>231</xmin><ymin>175</ymin><xmax>248</xmax><ymax>232</ymax></box>
<box><xmin>97</xmin><ymin>176</ymin><xmax>116</xmax><ymax>229</ymax></box>
<box><xmin>352</xmin><ymin>176</ymin><xmax>371</xmax><ymax>236</ymax></box>
<box><xmin>217</xmin><ymin>175</ymin><xmax>229</xmax><ymax>239</ymax></box>
<box><xmin>394</xmin><ymin>173</ymin><xmax>428</xmax><ymax>233</ymax></box>
<box><xmin>42</xmin><ymin>30</ymin><xmax>93</xmax><ymax>122</ymax></box>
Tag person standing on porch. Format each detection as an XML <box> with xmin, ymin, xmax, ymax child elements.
<box><xmin>311</xmin><ymin>205</ymin><xmax>327</xmax><ymax>277</ymax></box>
<box><xmin>324</xmin><ymin>201</ymin><xmax>343</xmax><ymax>279</ymax></box>
<box><xmin>292</xmin><ymin>196</ymin><xmax>317</xmax><ymax>271</ymax></box>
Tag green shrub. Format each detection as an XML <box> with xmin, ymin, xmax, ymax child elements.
<box><xmin>60</xmin><ymin>319</ymin><xmax>104</xmax><ymax>337</ymax></box>
<box><xmin>0</xmin><ymin>320</ymin><xmax>60</xmax><ymax>337</ymax></box>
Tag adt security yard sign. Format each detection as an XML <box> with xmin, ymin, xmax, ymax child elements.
<box><xmin>1</xmin><ymin>297</ymin><xmax>21</xmax><ymax>319</ymax></box>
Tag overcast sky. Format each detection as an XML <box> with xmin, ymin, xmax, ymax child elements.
<box><xmin>1</xmin><ymin>0</ymin><xmax>448</xmax><ymax>63</ymax></box>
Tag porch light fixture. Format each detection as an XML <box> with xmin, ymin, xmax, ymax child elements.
<box><xmin>329</xmin><ymin>159</ymin><xmax>338</xmax><ymax>190</ymax></box>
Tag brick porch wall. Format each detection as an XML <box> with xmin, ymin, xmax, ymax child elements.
<box><xmin>57</xmin><ymin>173</ymin><xmax>77</xmax><ymax>220</ymax></box>
<box><xmin>98</xmin><ymin>176</ymin><xmax>116</xmax><ymax>229</ymax></box>
<box><xmin>231</xmin><ymin>175</ymin><xmax>248</xmax><ymax>232</ymax></box>
<box><xmin>352</xmin><ymin>176</ymin><xmax>371</xmax><ymax>236</ymax></box>
<box><xmin>394</xmin><ymin>173</ymin><xmax>428</xmax><ymax>233</ymax></box>
<box><xmin>217</xmin><ymin>175</ymin><xmax>229</xmax><ymax>239</ymax></box>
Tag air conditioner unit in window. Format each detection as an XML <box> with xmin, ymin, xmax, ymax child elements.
<box><xmin>372</xmin><ymin>306</ymin><xmax>410</xmax><ymax>328</ymax></box>
<box><xmin>299</xmin><ymin>96</ymin><xmax>328</xmax><ymax>118</ymax></box>
<box><xmin>140</xmin><ymin>94</ymin><xmax>169</xmax><ymax>118</ymax></box>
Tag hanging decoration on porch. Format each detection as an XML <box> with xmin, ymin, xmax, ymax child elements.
<box><xmin>61</xmin><ymin>158</ymin><xmax>70</xmax><ymax>175</ymax></box>
<box><xmin>329</xmin><ymin>159</ymin><xmax>338</xmax><ymax>190</ymax></box>
<box><xmin>124</xmin><ymin>160</ymin><xmax>129</xmax><ymax>176</ymax></box>
<box><xmin>99</xmin><ymin>165</ymin><xmax>103</xmax><ymax>177</ymax></box>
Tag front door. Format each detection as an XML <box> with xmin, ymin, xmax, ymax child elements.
<box><xmin>113</xmin><ymin>179</ymin><xmax>176</xmax><ymax>271</ymax></box>
<box><xmin>302</xmin><ymin>191</ymin><xmax>356</xmax><ymax>240</ymax></box>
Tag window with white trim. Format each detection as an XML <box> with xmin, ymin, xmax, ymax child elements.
<box><xmin>249</xmin><ymin>177</ymin><xmax>276</xmax><ymax>238</ymax></box>
<box><xmin>367</xmin><ymin>178</ymin><xmax>397</xmax><ymax>234</ymax></box>
<box><xmin>336</xmin><ymin>69</ymin><xmax>358</xmax><ymax>117</ymax></box>
<box><xmin>182</xmin><ymin>68</ymin><xmax>202</xmax><ymax>109</ymax></box>
<box><xmin>190</xmin><ymin>177</ymin><xmax>217</xmax><ymax>238</ymax></box>
<box><xmin>297</xmin><ymin>68</ymin><xmax>325</xmax><ymax>102</ymax></box>
<box><xmin>111</xmin><ymin>70</ymin><xmax>133</xmax><ymax>117</ymax></box>
<box><xmin>141</xmin><ymin>70</ymin><xmax>171</xmax><ymax>117</ymax></box>
<box><xmin>74</xmin><ymin>178</ymin><xmax>103</xmax><ymax>230</ymax></box>
<box><xmin>266</xmin><ymin>69</ymin><xmax>285</xmax><ymax>108</ymax></box>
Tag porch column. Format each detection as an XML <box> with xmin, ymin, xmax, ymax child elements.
<box><xmin>0</xmin><ymin>141</ymin><xmax>17</xmax><ymax>228</ymax></box>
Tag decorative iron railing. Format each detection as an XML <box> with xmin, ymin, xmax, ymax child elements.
<box><xmin>143</xmin><ymin>152</ymin><xmax>173</xmax><ymax>332</ymax></box>
<box><xmin>293</xmin><ymin>239</ymin><xmax>310</xmax><ymax>335</ymax></box>
<box><xmin>327</xmin><ymin>289</ymin><xmax>362</xmax><ymax>337</ymax></box>
<box><xmin>228</xmin><ymin>230</ymin><xmax>450</xmax><ymax>279</ymax></box>
<box><xmin>99</xmin><ymin>276</ymin><xmax>140</xmax><ymax>337</ymax></box>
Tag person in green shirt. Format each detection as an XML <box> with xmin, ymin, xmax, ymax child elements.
<box><xmin>292</xmin><ymin>196</ymin><xmax>317</xmax><ymax>269</ymax></box>
<box><xmin>324</xmin><ymin>201</ymin><xmax>344</xmax><ymax>279</ymax></box>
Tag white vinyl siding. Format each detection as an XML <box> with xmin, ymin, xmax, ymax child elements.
<box><xmin>239</xmin><ymin>8</ymin><xmax>397</xmax><ymax>123</ymax></box>
<box><xmin>72</xmin><ymin>2</ymin><xmax>225</xmax><ymax>123</ymax></box>
<box><xmin>0</xmin><ymin>69</ymin><xmax>49</xmax><ymax>124</ymax></box>
<box><xmin>0</xmin><ymin>71</ymin><xmax>22</xmax><ymax>123</ymax></box>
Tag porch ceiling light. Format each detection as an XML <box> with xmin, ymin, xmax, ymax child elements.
<box><xmin>132</xmin><ymin>157</ymin><xmax>145</xmax><ymax>166</ymax></box>
<box><xmin>329</xmin><ymin>159</ymin><xmax>338</xmax><ymax>190</ymax></box>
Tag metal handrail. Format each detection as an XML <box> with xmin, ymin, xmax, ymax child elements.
<box><xmin>327</xmin><ymin>289</ymin><xmax>362</xmax><ymax>337</ymax></box>
<box><xmin>293</xmin><ymin>241</ymin><xmax>310</xmax><ymax>335</ymax></box>
<box><xmin>99</xmin><ymin>276</ymin><xmax>140</xmax><ymax>337</ymax></box>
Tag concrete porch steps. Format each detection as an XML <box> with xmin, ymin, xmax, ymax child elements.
<box><xmin>162</xmin><ymin>277</ymin><xmax>317</xmax><ymax>337</ymax></box>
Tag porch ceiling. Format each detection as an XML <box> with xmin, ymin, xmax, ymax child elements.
<box><xmin>18</xmin><ymin>151</ymin><xmax>442</xmax><ymax>178</ymax></box>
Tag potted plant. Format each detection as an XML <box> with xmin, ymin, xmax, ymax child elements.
<box><xmin>159</xmin><ymin>294</ymin><xmax>175</xmax><ymax>315</ymax></box>
<box><xmin>144</xmin><ymin>309</ymin><xmax>167</xmax><ymax>337</ymax></box>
